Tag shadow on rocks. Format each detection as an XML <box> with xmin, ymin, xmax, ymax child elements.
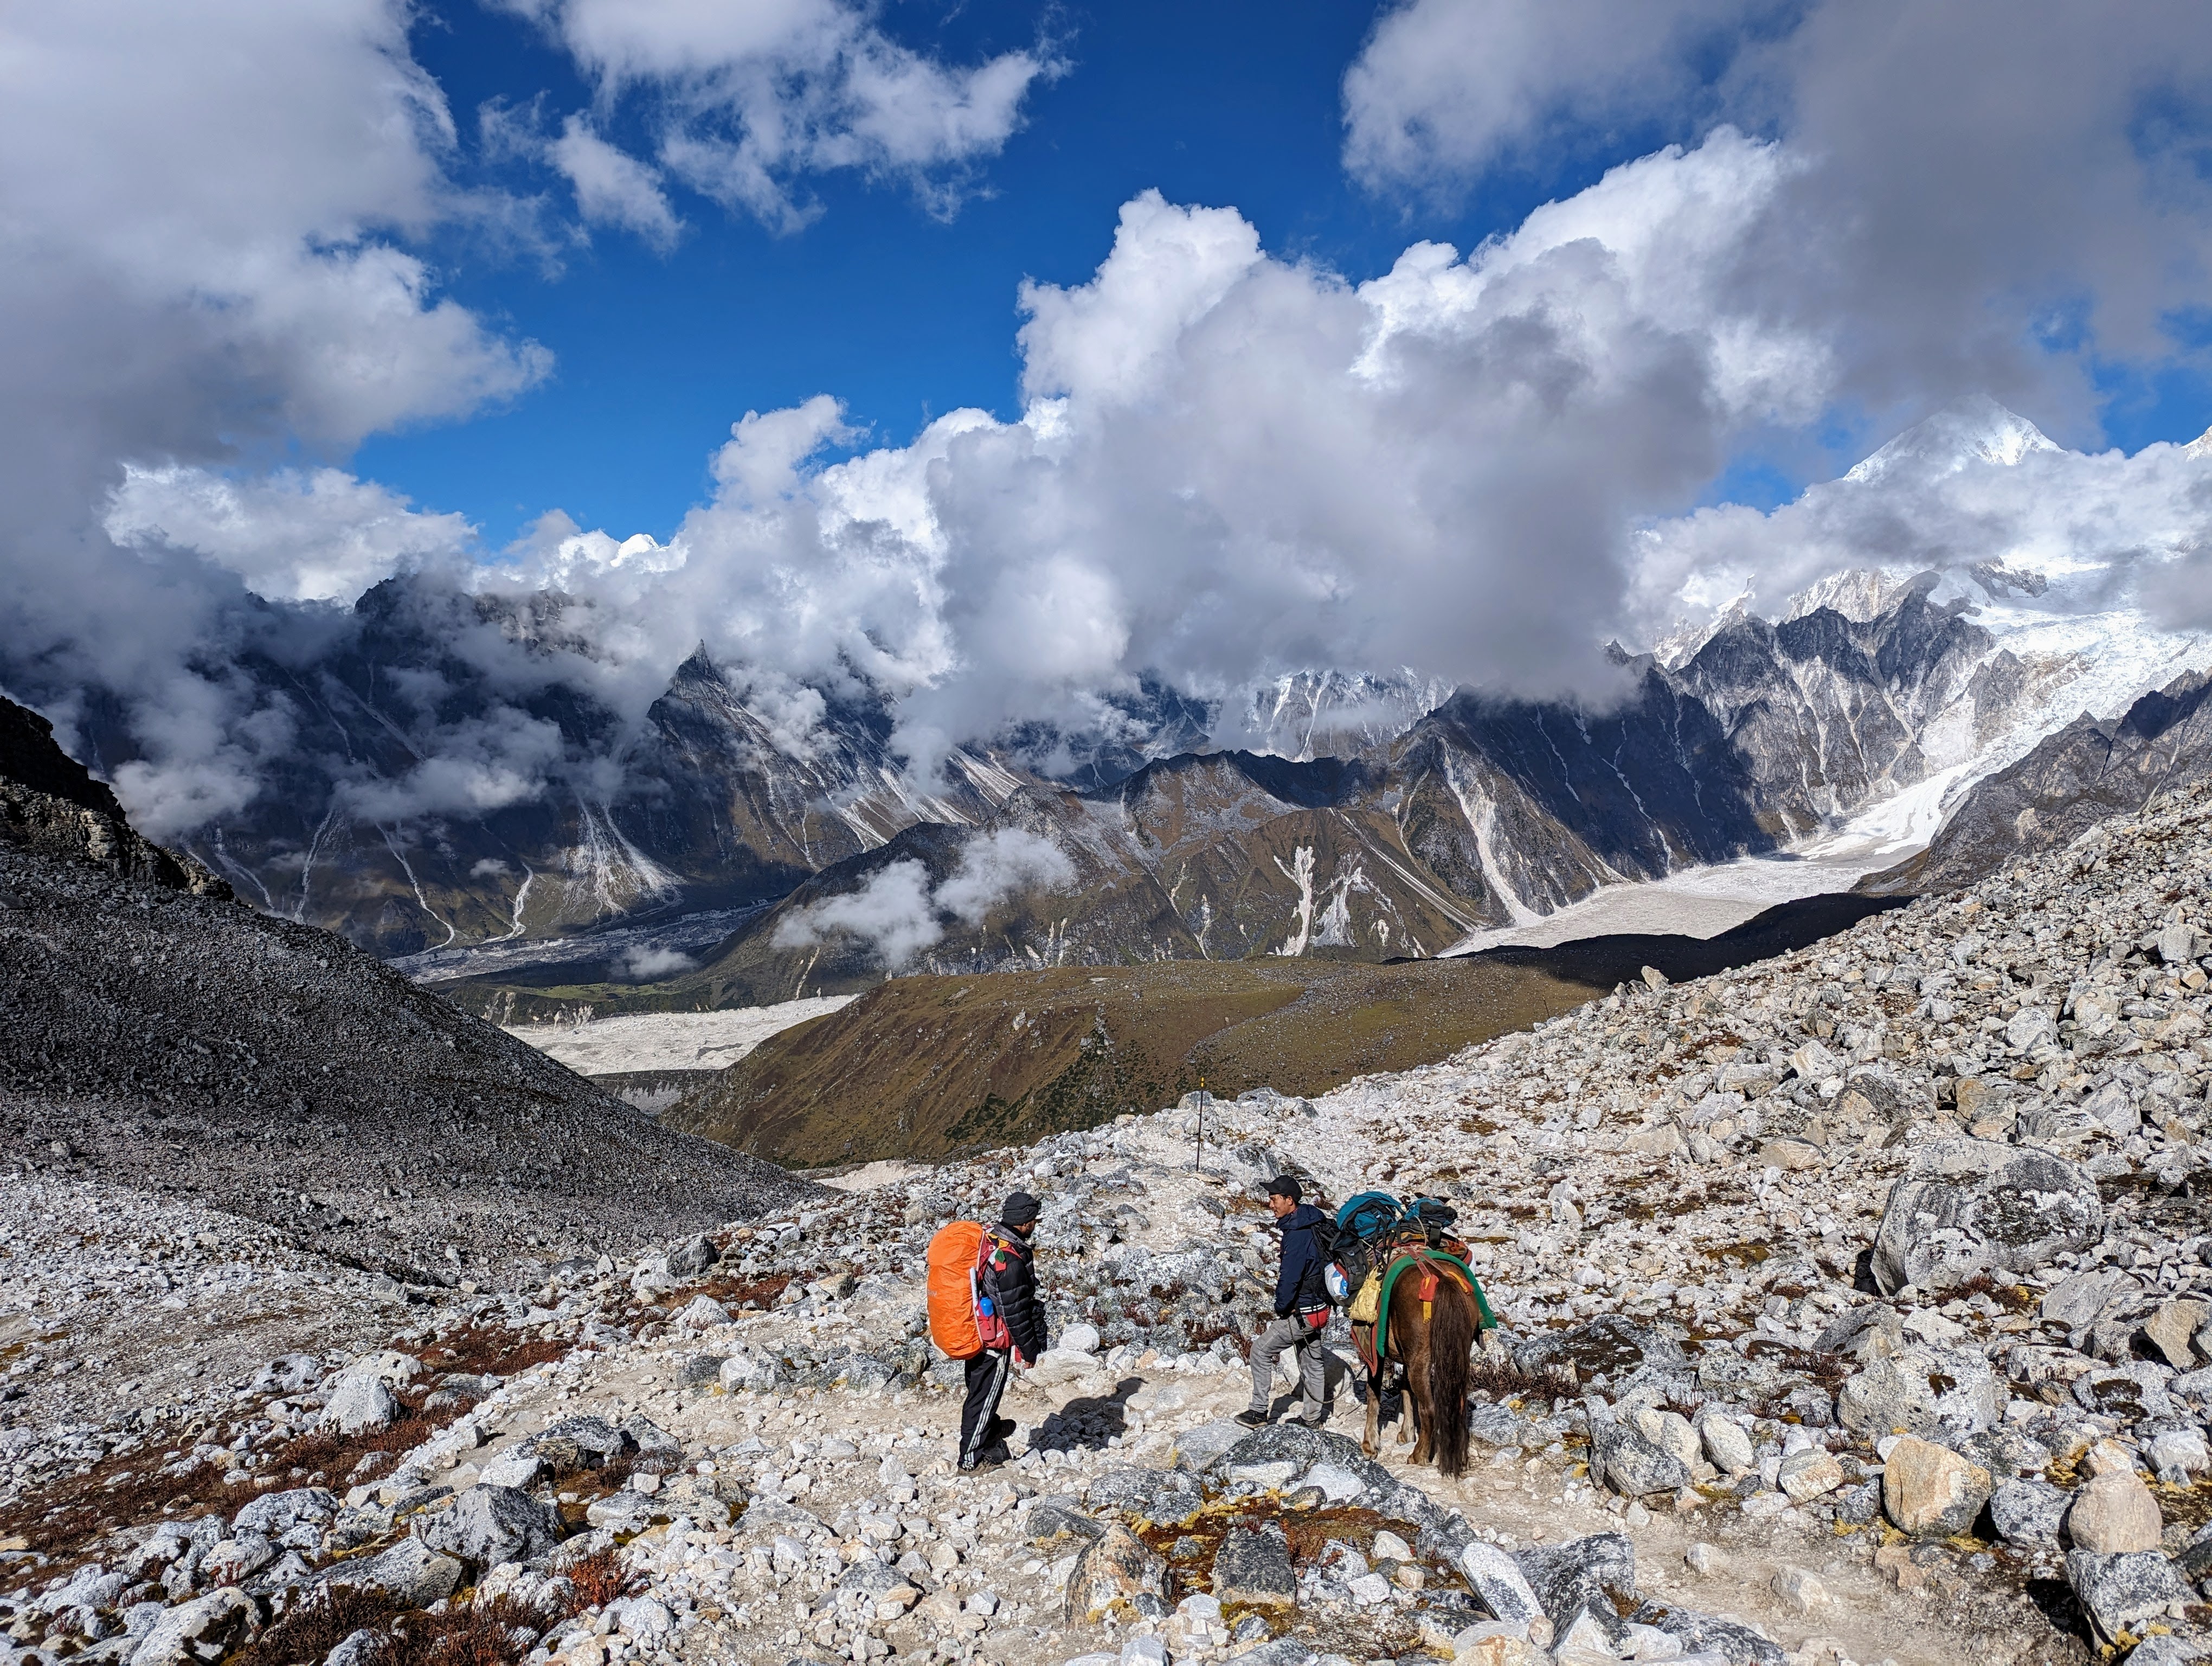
<box><xmin>2018</xmin><ymin>1577</ymin><xmax>2094</xmax><ymax>1662</ymax></box>
<box><xmin>1032</xmin><ymin>1376</ymin><xmax>1143</xmax><ymax>1454</ymax></box>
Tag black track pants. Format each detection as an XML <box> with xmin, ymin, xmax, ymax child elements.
<box><xmin>959</xmin><ymin>1350</ymin><xmax>1012</xmax><ymax>1464</ymax></box>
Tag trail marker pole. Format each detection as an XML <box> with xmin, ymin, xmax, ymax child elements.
<box><xmin>1192</xmin><ymin>1074</ymin><xmax>1207</xmax><ymax>1172</ymax></box>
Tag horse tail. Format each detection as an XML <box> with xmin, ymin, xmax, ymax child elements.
<box><xmin>1429</xmin><ymin>1277</ymin><xmax>1476</xmax><ymax>1479</ymax></box>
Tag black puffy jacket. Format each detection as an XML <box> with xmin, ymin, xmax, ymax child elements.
<box><xmin>981</xmin><ymin>1224</ymin><xmax>1047</xmax><ymax>1365</ymax></box>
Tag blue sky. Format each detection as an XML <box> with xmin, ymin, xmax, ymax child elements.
<box><xmin>348</xmin><ymin>0</ymin><xmax>1796</xmax><ymax>542</ymax></box>
<box><xmin>365</xmin><ymin>0</ymin><xmax>1497</xmax><ymax>542</ymax></box>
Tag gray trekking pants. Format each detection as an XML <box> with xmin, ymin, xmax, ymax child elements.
<box><xmin>1249</xmin><ymin>1314</ymin><xmax>1327</xmax><ymax>1420</ymax></box>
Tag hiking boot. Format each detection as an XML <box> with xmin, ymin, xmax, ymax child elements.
<box><xmin>989</xmin><ymin>1416</ymin><xmax>1017</xmax><ymax>1443</ymax></box>
<box><xmin>1233</xmin><ymin>1408</ymin><xmax>1269</xmax><ymax>1429</ymax></box>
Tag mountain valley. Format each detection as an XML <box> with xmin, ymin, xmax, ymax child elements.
<box><xmin>36</xmin><ymin>402</ymin><xmax>2207</xmax><ymax>1010</ymax></box>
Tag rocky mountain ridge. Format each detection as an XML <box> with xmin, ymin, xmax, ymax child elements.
<box><xmin>1866</xmin><ymin>669</ymin><xmax>2212</xmax><ymax>896</ymax></box>
<box><xmin>443</xmin><ymin>577</ymin><xmax>2059</xmax><ymax>1015</ymax></box>
<box><xmin>46</xmin><ymin>544</ymin><xmax>2149</xmax><ymax>995</ymax></box>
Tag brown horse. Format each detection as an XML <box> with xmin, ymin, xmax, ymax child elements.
<box><xmin>1360</xmin><ymin>1255</ymin><xmax>1477</xmax><ymax>1478</ymax></box>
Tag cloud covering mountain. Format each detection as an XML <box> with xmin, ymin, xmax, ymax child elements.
<box><xmin>3</xmin><ymin>0</ymin><xmax>2211</xmax><ymax>876</ymax></box>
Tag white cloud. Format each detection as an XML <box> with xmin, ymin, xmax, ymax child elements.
<box><xmin>335</xmin><ymin>709</ymin><xmax>571</xmax><ymax>824</ymax></box>
<box><xmin>1344</xmin><ymin>0</ymin><xmax>1759</xmax><ymax>192</ymax></box>
<box><xmin>1017</xmin><ymin>193</ymin><xmax>1263</xmax><ymax>409</ymax></box>
<box><xmin>1342</xmin><ymin>0</ymin><xmax>2212</xmax><ymax>438</ymax></box>
<box><xmin>1629</xmin><ymin>396</ymin><xmax>2212</xmax><ymax>635</ymax></box>
<box><xmin>770</xmin><ymin>828</ymin><xmax>1075</xmax><ymax>966</ymax></box>
<box><xmin>619</xmin><ymin>944</ymin><xmax>699</xmax><ymax>978</ymax></box>
<box><xmin>773</xmin><ymin>858</ymin><xmax>942</xmax><ymax>965</ymax></box>
<box><xmin>103</xmin><ymin>465</ymin><xmax>477</xmax><ymax>604</ymax></box>
<box><xmin>509</xmin><ymin>0</ymin><xmax>1054</xmax><ymax>231</ymax></box>
<box><xmin>935</xmin><ymin>829</ymin><xmax>1076</xmax><ymax>925</ymax></box>
<box><xmin>549</xmin><ymin>115</ymin><xmax>685</xmax><ymax>249</ymax></box>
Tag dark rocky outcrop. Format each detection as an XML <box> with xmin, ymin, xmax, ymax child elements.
<box><xmin>0</xmin><ymin>696</ymin><xmax>226</xmax><ymax>895</ymax></box>
<box><xmin>0</xmin><ymin>693</ymin><xmax>814</xmax><ymax>1283</ymax></box>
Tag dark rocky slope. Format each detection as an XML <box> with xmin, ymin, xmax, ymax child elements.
<box><xmin>0</xmin><ymin>696</ymin><xmax>229</xmax><ymax>895</ymax></box>
<box><xmin>0</xmin><ymin>695</ymin><xmax>814</xmax><ymax>1286</ymax></box>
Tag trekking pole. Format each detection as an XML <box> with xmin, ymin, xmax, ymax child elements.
<box><xmin>1192</xmin><ymin>1073</ymin><xmax>1206</xmax><ymax>1173</ymax></box>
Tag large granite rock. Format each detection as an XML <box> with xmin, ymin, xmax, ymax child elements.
<box><xmin>1869</xmin><ymin>1139</ymin><xmax>2102</xmax><ymax>1295</ymax></box>
<box><xmin>1835</xmin><ymin>1345</ymin><xmax>1999</xmax><ymax>1438</ymax></box>
<box><xmin>1590</xmin><ymin>1418</ymin><xmax>1690</xmax><ymax>1497</ymax></box>
<box><xmin>414</xmin><ymin>1485</ymin><xmax>564</xmax><ymax>1570</ymax></box>
<box><xmin>1881</xmin><ymin>1437</ymin><xmax>1991</xmax><ymax>1537</ymax></box>
<box><xmin>2065</xmin><ymin>1469</ymin><xmax>2163</xmax><ymax>1554</ymax></box>
<box><xmin>1513</xmin><ymin>1533</ymin><xmax>1636</xmax><ymax>1642</ymax></box>
<box><xmin>2066</xmin><ymin>1549</ymin><xmax>2190</xmax><ymax>1646</ymax></box>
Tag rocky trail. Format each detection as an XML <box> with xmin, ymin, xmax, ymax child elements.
<box><xmin>14</xmin><ymin>777</ymin><xmax>2212</xmax><ymax>1665</ymax></box>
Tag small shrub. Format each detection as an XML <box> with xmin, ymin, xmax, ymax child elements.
<box><xmin>386</xmin><ymin>1594</ymin><xmax>552</xmax><ymax>1666</ymax></box>
<box><xmin>690</xmin><ymin>1271</ymin><xmax>794</xmax><ymax>1310</ymax></box>
<box><xmin>1183</xmin><ymin>1318</ymin><xmax>1251</xmax><ymax>1359</ymax></box>
<box><xmin>427</xmin><ymin>1324</ymin><xmax>573</xmax><ymax>1379</ymax></box>
<box><xmin>230</xmin><ymin>1584</ymin><xmax>404</xmax><ymax>1666</ymax></box>
<box><xmin>1466</xmin><ymin>1359</ymin><xmax>1573</xmax><ymax>1401</ymax></box>
<box><xmin>562</xmin><ymin>1545</ymin><xmax>639</xmax><ymax>1610</ymax></box>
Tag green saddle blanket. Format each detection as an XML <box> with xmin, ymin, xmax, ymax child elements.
<box><xmin>1373</xmin><ymin>1249</ymin><xmax>1497</xmax><ymax>1354</ymax></box>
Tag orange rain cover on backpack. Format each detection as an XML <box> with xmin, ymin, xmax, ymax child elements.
<box><xmin>927</xmin><ymin>1221</ymin><xmax>988</xmax><ymax>1358</ymax></box>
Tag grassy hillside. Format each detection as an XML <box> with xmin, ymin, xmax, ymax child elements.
<box><xmin>667</xmin><ymin>957</ymin><xmax>1606</xmax><ymax>1165</ymax></box>
<box><xmin>664</xmin><ymin>890</ymin><xmax>1911</xmax><ymax>1168</ymax></box>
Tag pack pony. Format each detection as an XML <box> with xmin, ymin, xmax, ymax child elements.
<box><xmin>1361</xmin><ymin>1253</ymin><xmax>1478</xmax><ymax>1478</ymax></box>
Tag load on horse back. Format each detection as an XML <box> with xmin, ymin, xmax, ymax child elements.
<box><xmin>1325</xmin><ymin>1191</ymin><xmax>1494</xmax><ymax>1478</ymax></box>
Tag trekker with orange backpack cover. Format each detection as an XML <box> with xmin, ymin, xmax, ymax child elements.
<box><xmin>928</xmin><ymin>1191</ymin><xmax>1048</xmax><ymax>1471</ymax></box>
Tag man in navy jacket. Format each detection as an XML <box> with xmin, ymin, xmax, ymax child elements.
<box><xmin>1237</xmin><ymin>1175</ymin><xmax>1330</xmax><ymax>1428</ymax></box>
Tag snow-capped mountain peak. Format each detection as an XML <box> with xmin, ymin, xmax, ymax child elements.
<box><xmin>1843</xmin><ymin>392</ymin><xmax>2061</xmax><ymax>484</ymax></box>
<box><xmin>1781</xmin><ymin>567</ymin><xmax>1909</xmax><ymax>623</ymax></box>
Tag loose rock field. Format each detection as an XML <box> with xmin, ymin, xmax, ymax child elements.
<box><xmin>14</xmin><ymin>781</ymin><xmax>2212</xmax><ymax>1665</ymax></box>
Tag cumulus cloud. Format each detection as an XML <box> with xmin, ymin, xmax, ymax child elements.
<box><xmin>103</xmin><ymin>465</ymin><xmax>477</xmax><ymax>604</ymax></box>
<box><xmin>618</xmin><ymin>944</ymin><xmax>699</xmax><ymax>979</ymax></box>
<box><xmin>611</xmin><ymin>144</ymin><xmax>1825</xmax><ymax>770</ymax></box>
<box><xmin>773</xmin><ymin>829</ymin><xmax>1076</xmax><ymax>965</ymax></box>
<box><xmin>548</xmin><ymin>115</ymin><xmax>686</xmax><ymax>250</ymax></box>
<box><xmin>505</xmin><ymin>0</ymin><xmax>1055</xmax><ymax>231</ymax></box>
<box><xmin>1343</xmin><ymin>0</ymin><xmax>2212</xmax><ymax>435</ymax></box>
